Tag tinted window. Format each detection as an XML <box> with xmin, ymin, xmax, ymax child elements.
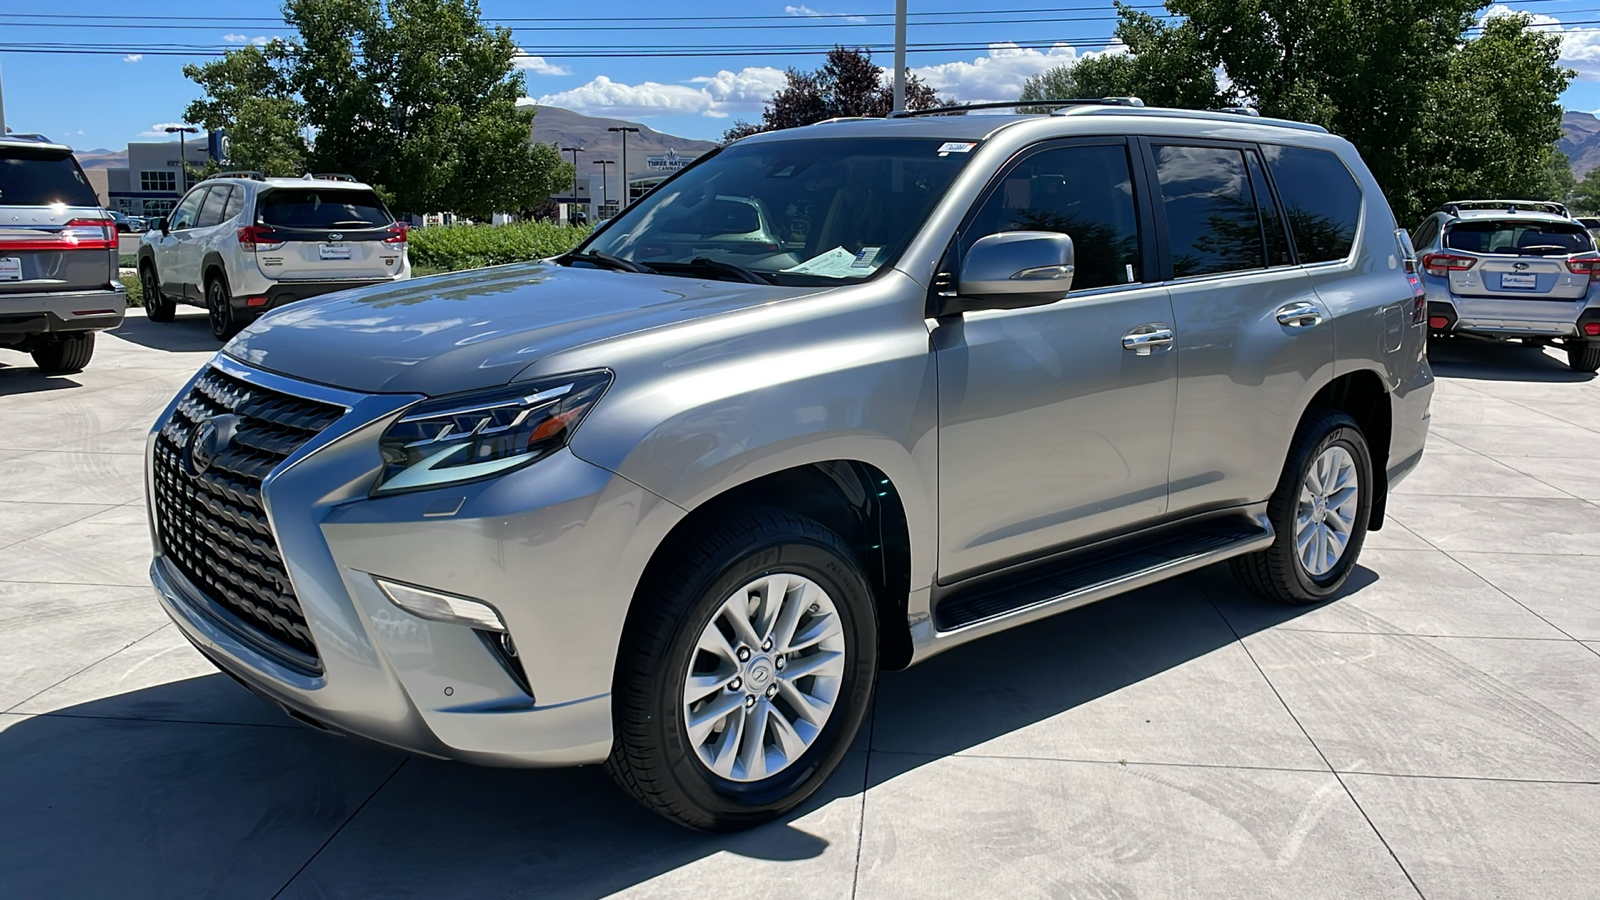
<box><xmin>1410</xmin><ymin>217</ymin><xmax>1439</xmax><ymax>249</ymax></box>
<box><xmin>1262</xmin><ymin>145</ymin><xmax>1361</xmax><ymax>263</ymax></box>
<box><xmin>258</xmin><ymin>189</ymin><xmax>391</xmax><ymax>228</ymax></box>
<box><xmin>222</xmin><ymin>185</ymin><xmax>244</xmax><ymax>222</ymax></box>
<box><xmin>1154</xmin><ymin>145</ymin><xmax>1264</xmax><ymax>278</ymax></box>
<box><xmin>0</xmin><ymin>147</ymin><xmax>99</xmax><ymax>207</ymax></box>
<box><xmin>1445</xmin><ymin>219</ymin><xmax>1593</xmax><ymax>256</ymax></box>
<box><xmin>1245</xmin><ymin>150</ymin><xmax>1291</xmax><ymax>267</ymax></box>
<box><xmin>196</xmin><ymin>185</ymin><xmax>231</xmax><ymax>228</ymax></box>
<box><xmin>169</xmin><ymin>188</ymin><xmax>208</xmax><ymax>230</ymax></box>
<box><xmin>963</xmin><ymin>143</ymin><xmax>1142</xmax><ymax>290</ymax></box>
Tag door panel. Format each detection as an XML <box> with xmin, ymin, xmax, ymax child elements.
<box><xmin>935</xmin><ymin>139</ymin><xmax>1176</xmax><ymax>582</ymax></box>
<box><xmin>156</xmin><ymin>187</ymin><xmax>209</xmax><ymax>298</ymax></box>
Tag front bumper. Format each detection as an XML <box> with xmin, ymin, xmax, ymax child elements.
<box><xmin>148</xmin><ymin>359</ymin><xmax>683</xmax><ymax>767</ymax></box>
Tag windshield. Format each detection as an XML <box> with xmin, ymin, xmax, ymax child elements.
<box><xmin>1445</xmin><ymin>219</ymin><xmax>1594</xmax><ymax>256</ymax></box>
<box><xmin>258</xmin><ymin>188</ymin><xmax>392</xmax><ymax>228</ymax></box>
<box><xmin>578</xmin><ymin>137</ymin><xmax>980</xmax><ymax>284</ymax></box>
<box><xmin>0</xmin><ymin>148</ymin><xmax>99</xmax><ymax>207</ymax></box>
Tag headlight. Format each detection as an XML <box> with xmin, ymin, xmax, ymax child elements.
<box><xmin>375</xmin><ymin>371</ymin><xmax>611</xmax><ymax>494</ymax></box>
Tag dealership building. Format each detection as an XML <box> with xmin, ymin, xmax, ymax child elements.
<box><xmin>103</xmin><ymin>132</ymin><xmax>223</xmax><ymax>218</ymax></box>
<box><xmin>551</xmin><ymin>148</ymin><xmax>700</xmax><ymax>223</ymax></box>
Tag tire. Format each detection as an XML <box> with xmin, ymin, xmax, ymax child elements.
<box><xmin>1232</xmin><ymin>409</ymin><xmax>1373</xmax><ymax>605</ymax></box>
<box><xmin>607</xmin><ymin>509</ymin><xmax>879</xmax><ymax>831</ymax></box>
<box><xmin>141</xmin><ymin>264</ymin><xmax>175</xmax><ymax>323</ymax></box>
<box><xmin>30</xmin><ymin>332</ymin><xmax>95</xmax><ymax>374</ymax></box>
<box><xmin>1568</xmin><ymin>340</ymin><xmax>1600</xmax><ymax>374</ymax></box>
<box><xmin>205</xmin><ymin>274</ymin><xmax>241</xmax><ymax>342</ymax></box>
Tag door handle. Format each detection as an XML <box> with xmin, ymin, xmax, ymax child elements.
<box><xmin>1276</xmin><ymin>301</ymin><xmax>1324</xmax><ymax>328</ymax></box>
<box><xmin>1121</xmin><ymin>324</ymin><xmax>1174</xmax><ymax>355</ymax></box>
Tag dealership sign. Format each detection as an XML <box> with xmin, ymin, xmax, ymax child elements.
<box><xmin>646</xmin><ymin>149</ymin><xmax>695</xmax><ymax>171</ymax></box>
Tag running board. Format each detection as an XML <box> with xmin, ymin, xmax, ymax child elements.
<box><xmin>932</xmin><ymin>514</ymin><xmax>1275</xmax><ymax>633</ymax></box>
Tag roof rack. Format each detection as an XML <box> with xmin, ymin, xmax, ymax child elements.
<box><xmin>307</xmin><ymin>172</ymin><xmax>358</xmax><ymax>182</ymax></box>
<box><xmin>1216</xmin><ymin>107</ymin><xmax>1261</xmax><ymax>117</ymax></box>
<box><xmin>1440</xmin><ymin>200</ymin><xmax>1570</xmax><ymax>218</ymax></box>
<box><xmin>0</xmin><ymin>133</ymin><xmax>58</xmax><ymax>144</ymax></box>
<box><xmin>886</xmin><ymin>97</ymin><xmax>1145</xmax><ymax>118</ymax></box>
<box><xmin>205</xmin><ymin>170</ymin><xmax>266</xmax><ymax>182</ymax></box>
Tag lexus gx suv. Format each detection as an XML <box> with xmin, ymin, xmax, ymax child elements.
<box><xmin>146</xmin><ymin>103</ymin><xmax>1433</xmax><ymax>831</ymax></box>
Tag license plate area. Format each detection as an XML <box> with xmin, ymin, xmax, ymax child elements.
<box><xmin>0</xmin><ymin>257</ymin><xmax>21</xmax><ymax>281</ymax></box>
<box><xmin>318</xmin><ymin>243</ymin><xmax>351</xmax><ymax>261</ymax></box>
<box><xmin>1500</xmin><ymin>272</ymin><xmax>1538</xmax><ymax>290</ymax></box>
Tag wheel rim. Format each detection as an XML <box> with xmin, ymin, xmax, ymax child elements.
<box><xmin>142</xmin><ymin>271</ymin><xmax>160</xmax><ymax>308</ymax></box>
<box><xmin>207</xmin><ymin>283</ymin><xmax>228</xmax><ymax>335</ymax></box>
<box><xmin>1295</xmin><ymin>445</ymin><xmax>1360</xmax><ymax>577</ymax></box>
<box><xmin>681</xmin><ymin>572</ymin><xmax>846</xmax><ymax>783</ymax></box>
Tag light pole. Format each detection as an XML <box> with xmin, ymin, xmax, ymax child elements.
<box><xmin>561</xmin><ymin>146</ymin><xmax>583</xmax><ymax>223</ymax></box>
<box><xmin>607</xmin><ymin>126</ymin><xmax>640</xmax><ymax>207</ymax></box>
<box><xmin>595</xmin><ymin>159</ymin><xmax>614</xmax><ymax>214</ymax></box>
<box><xmin>893</xmin><ymin>0</ymin><xmax>907</xmax><ymax>112</ymax></box>
<box><xmin>165</xmin><ymin>125</ymin><xmax>200</xmax><ymax>192</ymax></box>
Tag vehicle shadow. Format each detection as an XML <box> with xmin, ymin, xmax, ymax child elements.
<box><xmin>1427</xmin><ymin>335</ymin><xmax>1595</xmax><ymax>383</ymax></box>
<box><xmin>0</xmin><ymin>357</ymin><xmax>87</xmax><ymax>396</ymax></box>
<box><xmin>108</xmin><ymin>310</ymin><xmax>220</xmax><ymax>354</ymax></box>
<box><xmin>0</xmin><ymin>564</ymin><xmax>1334</xmax><ymax>899</ymax></box>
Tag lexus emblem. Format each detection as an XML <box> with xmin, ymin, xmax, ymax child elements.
<box><xmin>185</xmin><ymin>414</ymin><xmax>241</xmax><ymax>477</ymax></box>
<box><xmin>1514</xmin><ymin>262</ymin><xmax>1530</xmax><ymax>271</ymax></box>
<box><xmin>328</xmin><ymin>232</ymin><xmax>343</xmax><ymax>241</ymax></box>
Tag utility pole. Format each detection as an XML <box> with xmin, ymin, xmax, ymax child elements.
<box><xmin>608</xmin><ymin>126</ymin><xmax>640</xmax><ymax>207</ymax></box>
<box><xmin>893</xmin><ymin>0</ymin><xmax>907</xmax><ymax>112</ymax></box>
<box><xmin>0</xmin><ymin>62</ymin><xmax>8</xmax><ymax>136</ymax></box>
<box><xmin>561</xmin><ymin>146</ymin><xmax>583</xmax><ymax>223</ymax></box>
<box><xmin>596</xmin><ymin>159</ymin><xmax>614</xmax><ymax>213</ymax></box>
<box><xmin>165</xmin><ymin>125</ymin><xmax>200</xmax><ymax>192</ymax></box>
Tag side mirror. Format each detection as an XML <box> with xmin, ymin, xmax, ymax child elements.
<box><xmin>932</xmin><ymin>231</ymin><xmax>1076</xmax><ymax>316</ymax></box>
<box><xmin>152</xmin><ymin>217</ymin><xmax>167</xmax><ymax>234</ymax></box>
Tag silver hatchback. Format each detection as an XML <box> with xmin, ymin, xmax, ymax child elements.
<box><xmin>147</xmin><ymin>103</ymin><xmax>1433</xmax><ymax>830</ymax></box>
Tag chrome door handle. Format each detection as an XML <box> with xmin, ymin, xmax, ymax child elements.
<box><xmin>1276</xmin><ymin>302</ymin><xmax>1324</xmax><ymax>328</ymax></box>
<box><xmin>1121</xmin><ymin>325</ymin><xmax>1174</xmax><ymax>355</ymax></box>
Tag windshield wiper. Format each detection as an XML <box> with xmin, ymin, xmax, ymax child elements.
<box><xmin>559</xmin><ymin>250</ymin><xmax>657</xmax><ymax>274</ymax></box>
<box><xmin>649</xmin><ymin>257</ymin><xmax>772</xmax><ymax>285</ymax></box>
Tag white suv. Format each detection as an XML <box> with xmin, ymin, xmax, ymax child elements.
<box><xmin>136</xmin><ymin>173</ymin><xmax>411</xmax><ymax>340</ymax></box>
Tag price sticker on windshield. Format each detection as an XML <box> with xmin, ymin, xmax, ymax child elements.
<box><xmin>937</xmin><ymin>142</ymin><xmax>977</xmax><ymax>156</ymax></box>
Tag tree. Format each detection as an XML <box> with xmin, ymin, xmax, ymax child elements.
<box><xmin>723</xmin><ymin>47</ymin><xmax>950</xmax><ymax>141</ymax></box>
<box><xmin>182</xmin><ymin>0</ymin><xmax>570</xmax><ymax>217</ymax></box>
<box><xmin>1570</xmin><ymin>167</ymin><xmax>1600</xmax><ymax>215</ymax></box>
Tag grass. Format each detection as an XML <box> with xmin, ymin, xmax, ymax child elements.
<box><xmin>407</xmin><ymin>222</ymin><xmax>591</xmax><ymax>273</ymax></box>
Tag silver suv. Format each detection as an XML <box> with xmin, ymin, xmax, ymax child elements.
<box><xmin>146</xmin><ymin>104</ymin><xmax>1433</xmax><ymax>831</ymax></box>
<box><xmin>0</xmin><ymin>134</ymin><xmax>125</xmax><ymax>373</ymax></box>
<box><xmin>1412</xmin><ymin>200</ymin><xmax>1600</xmax><ymax>371</ymax></box>
<box><xmin>137</xmin><ymin>173</ymin><xmax>410</xmax><ymax>341</ymax></box>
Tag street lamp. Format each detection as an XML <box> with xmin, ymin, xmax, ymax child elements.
<box><xmin>607</xmin><ymin>126</ymin><xmax>640</xmax><ymax>207</ymax></box>
<box><xmin>595</xmin><ymin>159</ymin><xmax>614</xmax><ymax>213</ymax></box>
<box><xmin>560</xmin><ymin>146</ymin><xmax>583</xmax><ymax>223</ymax></box>
<box><xmin>165</xmin><ymin>125</ymin><xmax>200</xmax><ymax>192</ymax></box>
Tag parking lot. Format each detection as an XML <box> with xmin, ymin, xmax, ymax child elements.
<box><xmin>2</xmin><ymin>309</ymin><xmax>1598</xmax><ymax>899</ymax></box>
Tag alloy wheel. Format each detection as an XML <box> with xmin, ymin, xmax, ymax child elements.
<box><xmin>1295</xmin><ymin>445</ymin><xmax>1360</xmax><ymax>577</ymax></box>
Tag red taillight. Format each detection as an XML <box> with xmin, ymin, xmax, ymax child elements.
<box><xmin>1420</xmin><ymin>253</ymin><xmax>1476</xmax><ymax>278</ymax></box>
<box><xmin>0</xmin><ymin>218</ymin><xmax>117</xmax><ymax>252</ymax></box>
<box><xmin>1585</xmin><ymin>322</ymin><xmax>1600</xmax><ymax>336</ymax></box>
<box><xmin>237</xmin><ymin>225</ymin><xmax>285</xmax><ymax>252</ymax></box>
<box><xmin>1566</xmin><ymin>257</ymin><xmax>1600</xmax><ymax>283</ymax></box>
<box><xmin>383</xmin><ymin>223</ymin><xmax>409</xmax><ymax>244</ymax></box>
<box><xmin>1410</xmin><ymin>295</ymin><xmax>1426</xmax><ymax>325</ymax></box>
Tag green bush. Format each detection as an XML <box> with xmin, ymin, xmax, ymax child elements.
<box><xmin>119</xmin><ymin>254</ymin><xmax>138</xmax><ymax>269</ymax></box>
<box><xmin>120</xmin><ymin>272</ymin><xmax>144</xmax><ymax>307</ymax></box>
<box><xmin>407</xmin><ymin>222</ymin><xmax>591</xmax><ymax>273</ymax></box>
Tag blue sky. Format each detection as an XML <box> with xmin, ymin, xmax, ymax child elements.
<box><xmin>4</xmin><ymin>0</ymin><xmax>1600</xmax><ymax>152</ymax></box>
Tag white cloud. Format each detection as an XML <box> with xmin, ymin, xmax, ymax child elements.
<box><xmin>223</xmin><ymin>33</ymin><xmax>249</xmax><ymax>43</ymax></box>
<box><xmin>123</xmin><ymin>54</ymin><xmax>143</xmax><ymax>63</ymax></box>
<box><xmin>512</xmin><ymin>51</ymin><xmax>571</xmax><ymax>76</ymax></box>
<box><xmin>140</xmin><ymin>122</ymin><xmax>195</xmax><ymax>138</ymax></box>
<box><xmin>222</xmin><ymin>33</ymin><xmax>276</xmax><ymax>46</ymax></box>
<box><xmin>532</xmin><ymin>67</ymin><xmax>786</xmax><ymax>119</ymax></box>
<box><xmin>785</xmin><ymin>4</ymin><xmax>867</xmax><ymax>23</ymax></box>
<box><xmin>911</xmin><ymin>42</ymin><xmax>1124</xmax><ymax>105</ymax></box>
<box><xmin>1481</xmin><ymin>4</ymin><xmax>1600</xmax><ymax>80</ymax></box>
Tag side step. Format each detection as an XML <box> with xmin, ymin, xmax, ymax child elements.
<box><xmin>933</xmin><ymin>514</ymin><xmax>1274</xmax><ymax>632</ymax></box>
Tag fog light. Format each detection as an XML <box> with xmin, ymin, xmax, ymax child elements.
<box><xmin>375</xmin><ymin>577</ymin><xmax>506</xmax><ymax>632</ymax></box>
<box><xmin>1428</xmin><ymin>316</ymin><xmax>1449</xmax><ymax>330</ymax></box>
<box><xmin>1585</xmin><ymin>322</ymin><xmax>1600</xmax><ymax>336</ymax></box>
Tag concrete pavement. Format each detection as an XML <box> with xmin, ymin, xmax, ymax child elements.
<box><xmin>2</xmin><ymin>312</ymin><xmax>1598</xmax><ymax>899</ymax></box>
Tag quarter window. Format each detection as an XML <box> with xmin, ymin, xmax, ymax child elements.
<box><xmin>140</xmin><ymin>170</ymin><xmax>177</xmax><ymax>192</ymax></box>
<box><xmin>196</xmin><ymin>185</ymin><xmax>231</xmax><ymax>228</ymax></box>
<box><xmin>222</xmin><ymin>186</ymin><xmax>245</xmax><ymax>222</ymax></box>
<box><xmin>963</xmin><ymin>143</ymin><xmax>1143</xmax><ymax>290</ymax></box>
<box><xmin>1153</xmin><ymin>144</ymin><xmax>1264</xmax><ymax>278</ymax></box>
<box><xmin>1261</xmin><ymin>145</ymin><xmax>1362</xmax><ymax>263</ymax></box>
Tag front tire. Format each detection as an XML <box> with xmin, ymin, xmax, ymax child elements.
<box><xmin>141</xmin><ymin>264</ymin><xmax>175</xmax><ymax>323</ymax></box>
<box><xmin>607</xmin><ymin>510</ymin><xmax>878</xmax><ymax>831</ymax></box>
<box><xmin>205</xmin><ymin>274</ymin><xmax>241</xmax><ymax>342</ymax></box>
<box><xmin>1568</xmin><ymin>340</ymin><xmax>1600</xmax><ymax>374</ymax></box>
<box><xmin>1232</xmin><ymin>409</ymin><xmax>1373</xmax><ymax>605</ymax></box>
<box><xmin>30</xmin><ymin>332</ymin><xmax>95</xmax><ymax>374</ymax></box>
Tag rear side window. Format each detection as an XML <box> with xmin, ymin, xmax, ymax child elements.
<box><xmin>196</xmin><ymin>185</ymin><xmax>231</xmax><ymax>228</ymax></box>
<box><xmin>258</xmin><ymin>189</ymin><xmax>391</xmax><ymax>228</ymax></box>
<box><xmin>1445</xmin><ymin>220</ymin><xmax>1593</xmax><ymax>256</ymax></box>
<box><xmin>1411</xmin><ymin>217</ymin><xmax>1440</xmax><ymax>249</ymax></box>
<box><xmin>1261</xmin><ymin>145</ymin><xmax>1361</xmax><ymax>263</ymax></box>
<box><xmin>0</xmin><ymin>148</ymin><xmax>99</xmax><ymax>207</ymax></box>
<box><xmin>1153</xmin><ymin>144</ymin><xmax>1264</xmax><ymax>278</ymax></box>
<box><xmin>222</xmin><ymin>186</ymin><xmax>244</xmax><ymax>222</ymax></box>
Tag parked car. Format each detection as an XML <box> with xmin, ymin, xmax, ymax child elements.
<box><xmin>1575</xmin><ymin>215</ymin><xmax>1600</xmax><ymax>242</ymax></box>
<box><xmin>0</xmin><ymin>133</ymin><xmax>124</xmax><ymax>373</ymax></box>
<box><xmin>147</xmin><ymin>102</ymin><xmax>1432</xmax><ymax>831</ymax></box>
<box><xmin>136</xmin><ymin>172</ymin><xmax>411</xmax><ymax>341</ymax></box>
<box><xmin>110</xmin><ymin>210</ymin><xmax>144</xmax><ymax>233</ymax></box>
<box><xmin>1412</xmin><ymin>200</ymin><xmax>1600</xmax><ymax>371</ymax></box>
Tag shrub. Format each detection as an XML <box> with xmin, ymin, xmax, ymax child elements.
<box><xmin>407</xmin><ymin>222</ymin><xmax>591</xmax><ymax>273</ymax></box>
<box><xmin>121</xmin><ymin>272</ymin><xmax>144</xmax><ymax>307</ymax></box>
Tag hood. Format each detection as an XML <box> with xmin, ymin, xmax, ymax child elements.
<box><xmin>225</xmin><ymin>262</ymin><xmax>819</xmax><ymax>395</ymax></box>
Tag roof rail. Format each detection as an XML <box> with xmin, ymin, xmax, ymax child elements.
<box><xmin>1440</xmin><ymin>199</ymin><xmax>1570</xmax><ymax>218</ymax></box>
<box><xmin>206</xmin><ymin>170</ymin><xmax>266</xmax><ymax>182</ymax></box>
<box><xmin>307</xmin><ymin>172</ymin><xmax>358</xmax><ymax>182</ymax></box>
<box><xmin>1216</xmin><ymin>106</ymin><xmax>1261</xmax><ymax>117</ymax></box>
<box><xmin>887</xmin><ymin>97</ymin><xmax>1144</xmax><ymax>118</ymax></box>
<box><xmin>1</xmin><ymin>133</ymin><xmax>61</xmax><ymax>145</ymax></box>
<box><xmin>1055</xmin><ymin>105</ymin><xmax>1330</xmax><ymax>133</ymax></box>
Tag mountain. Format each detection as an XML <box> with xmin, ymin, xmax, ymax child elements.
<box><xmin>74</xmin><ymin>148</ymin><xmax>128</xmax><ymax>170</ymax></box>
<box><xmin>526</xmin><ymin>105</ymin><xmax>719</xmax><ymax>181</ymax></box>
<box><xmin>1560</xmin><ymin>111</ymin><xmax>1600</xmax><ymax>178</ymax></box>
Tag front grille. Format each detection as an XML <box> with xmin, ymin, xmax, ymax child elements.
<box><xmin>152</xmin><ymin>366</ymin><xmax>345</xmax><ymax>664</ymax></box>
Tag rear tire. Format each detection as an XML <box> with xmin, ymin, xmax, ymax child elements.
<box><xmin>1568</xmin><ymin>340</ymin><xmax>1600</xmax><ymax>373</ymax></box>
<box><xmin>141</xmin><ymin>264</ymin><xmax>175</xmax><ymax>323</ymax></box>
<box><xmin>1232</xmin><ymin>409</ymin><xmax>1373</xmax><ymax>605</ymax></box>
<box><xmin>606</xmin><ymin>509</ymin><xmax>878</xmax><ymax>831</ymax></box>
<box><xmin>30</xmin><ymin>332</ymin><xmax>95</xmax><ymax>374</ymax></box>
<box><xmin>205</xmin><ymin>274</ymin><xmax>241</xmax><ymax>342</ymax></box>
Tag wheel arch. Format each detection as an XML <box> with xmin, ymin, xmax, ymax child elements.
<box><xmin>201</xmin><ymin>251</ymin><xmax>230</xmax><ymax>291</ymax></box>
<box><xmin>1304</xmin><ymin>368</ymin><xmax>1393</xmax><ymax>529</ymax></box>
